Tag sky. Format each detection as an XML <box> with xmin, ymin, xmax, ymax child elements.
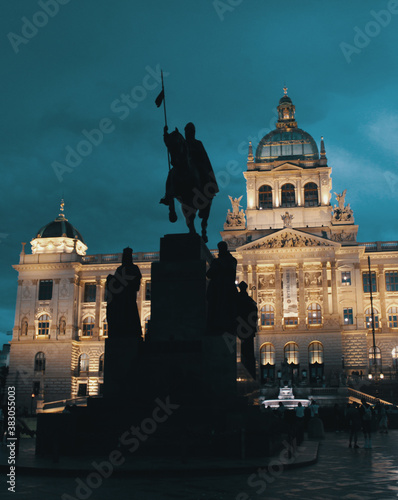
<box><xmin>1</xmin><ymin>0</ymin><xmax>398</xmax><ymax>348</ymax></box>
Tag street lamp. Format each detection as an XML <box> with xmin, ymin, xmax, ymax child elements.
<box><xmin>368</xmin><ymin>256</ymin><xmax>377</xmax><ymax>381</ymax></box>
<box><xmin>31</xmin><ymin>393</ymin><xmax>35</xmax><ymax>415</ymax></box>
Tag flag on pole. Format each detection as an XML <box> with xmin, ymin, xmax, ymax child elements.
<box><xmin>155</xmin><ymin>89</ymin><xmax>164</xmax><ymax>108</ymax></box>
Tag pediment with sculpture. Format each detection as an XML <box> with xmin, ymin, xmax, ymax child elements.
<box><xmin>238</xmin><ymin>229</ymin><xmax>340</xmax><ymax>251</ymax></box>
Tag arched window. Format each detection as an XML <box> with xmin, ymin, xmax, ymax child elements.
<box><xmin>260</xmin><ymin>305</ymin><xmax>274</xmax><ymax>326</ymax></box>
<box><xmin>260</xmin><ymin>343</ymin><xmax>275</xmax><ymax>382</ymax></box>
<box><xmin>369</xmin><ymin>346</ymin><xmax>382</xmax><ymax>368</ymax></box>
<box><xmin>309</xmin><ymin>342</ymin><xmax>323</xmax><ymax>364</ymax></box>
<box><xmin>260</xmin><ymin>343</ymin><xmax>275</xmax><ymax>365</ymax></box>
<box><xmin>99</xmin><ymin>353</ymin><xmax>104</xmax><ymax>374</ymax></box>
<box><xmin>259</xmin><ymin>185</ymin><xmax>272</xmax><ymax>209</ymax></box>
<box><xmin>21</xmin><ymin>318</ymin><xmax>28</xmax><ymax>335</ymax></box>
<box><xmin>82</xmin><ymin>317</ymin><xmax>95</xmax><ymax>336</ymax></box>
<box><xmin>34</xmin><ymin>352</ymin><xmax>46</xmax><ymax>372</ymax></box>
<box><xmin>37</xmin><ymin>314</ymin><xmax>50</xmax><ymax>336</ymax></box>
<box><xmin>102</xmin><ymin>320</ymin><xmax>108</xmax><ymax>337</ymax></box>
<box><xmin>307</xmin><ymin>303</ymin><xmax>322</xmax><ymax>325</ymax></box>
<box><xmin>281</xmin><ymin>184</ymin><xmax>295</xmax><ymax>208</ymax></box>
<box><xmin>392</xmin><ymin>347</ymin><xmax>398</xmax><ymax>371</ymax></box>
<box><xmin>387</xmin><ymin>307</ymin><xmax>398</xmax><ymax>328</ymax></box>
<box><xmin>304</xmin><ymin>183</ymin><xmax>318</xmax><ymax>207</ymax></box>
<box><xmin>284</xmin><ymin>342</ymin><xmax>299</xmax><ymax>364</ymax></box>
<box><xmin>78</xmin><ymin>353</ymin><xmax>89</xmax><ymax>374</ymax></box>
<box><xmin>365</xmin><ymin>308</ymin><xmax>379</xmax><ymax>330</ymax></box>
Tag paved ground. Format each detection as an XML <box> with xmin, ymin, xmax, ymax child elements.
<box><xmin>0</xmin><ymin>431</ymin><xmax>397</xmax><ymax>499</ymax></box>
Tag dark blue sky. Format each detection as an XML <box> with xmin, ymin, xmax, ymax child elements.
<box><xmin>1</xmin><ymin>0</ymin><xmax>398</xmax><ymax>346</ymax></box>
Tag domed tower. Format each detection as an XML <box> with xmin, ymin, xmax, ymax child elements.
<box><xmin>242</xmin><ymin>89</ymin><xmax>333</xmax><ymax>237</ymax></box>
<box><xmin>30</xmin><ymin>200</ymin><xmax>87</xmax><ymax>255</ymax></box>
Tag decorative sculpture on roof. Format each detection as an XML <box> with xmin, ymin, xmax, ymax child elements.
<box><xmin>332</xmin><ymin>189</ymin><xmax>354</xmax><ymax>223</ymax></box>
<box><xmin>281</xmin><ymin>212</ymin><xmax>294</xmax><ymax>228</ymax></box>
<box><xmin>224</xmin><ymin>195</ymin><xmax>246</xmax><ymax>229</ymax></box>
<box><xmin>334</xmin><ymin>189</ymin><xmax>346</xmax><ymax>211</ymax></box>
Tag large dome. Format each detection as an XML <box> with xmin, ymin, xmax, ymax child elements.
<box><xmin>36</xmin><ymin>214</ymin><xmax>85</xmax><ymax>243</ymax></box>
<box><xmin>255</xmin><ymin>128</ymin><xmax>319</xmax><ymax>163</ymax></box>
<box><xmin>255</xmin><ymin>89</ymin><xmax>319</xmax><ymax>163</ymax></box>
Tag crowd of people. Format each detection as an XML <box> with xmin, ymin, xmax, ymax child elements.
<box><xmin>262</xmin><ymin>397</ymin><xmax>390</xmax><ymax>449</ymax></box>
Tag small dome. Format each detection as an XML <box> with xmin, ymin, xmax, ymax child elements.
<box><xmin>279</xmin><ymin>95</ymin><xmax>292</xmax><ymax>104</ymax></box>
<box><xmin>36</xmin><ymin>214</ymin><xmax>85</xmax><ymax>243</ymax></box>
<box><xmin>255</xmin><ymin>128</ymin><xmax>319</xmax><ymax>163</ymax></box>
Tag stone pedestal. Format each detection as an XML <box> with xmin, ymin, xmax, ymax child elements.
<box><xmin>103</xmin><ymin>336</ymin><xmax>143</xmax><ymax>403</ymax></box>
<box><xmin>148</xmin><ymin>233</ymin><xmax>237</xmax><ymax>404</ymax></box>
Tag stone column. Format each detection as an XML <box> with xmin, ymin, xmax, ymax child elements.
<box><xmin>93</xmin><ymin>278</ymin><xmax>102</xmax><ymax>339</ymax></box>
<box><xmin>51</xmin><ymin>279</ymin><xmax>60</xmax><ymax>339</ymax></box>
<box><xmin>31</xmin><ymin>279</ymin><xmax>38</xmax><ymax>338</ymax></box>
<box><xmin>275</xmin><ymin>180</ymin><xmax>280</xmax><ymax>208</ymax></box>
<box><xmin>378</xmin><ymin>264</ymin><xmax>387</xmax><ymax>331</ymax></box>
<box><xmin>298</xmin><ymin>264</ymin><xmax>306</xmax><ymax>328</ymax></box>
<box><xmin>242</xmin><ymin>264</ymin><xmax>249</xmax><ymax>285</ymax></box>
<box><xmin>251</xmin><ymin>264</ymin><xmax>258</xmax><ymax>303</ymax></box>
<box><xmin>330</xmin><ymin>261</ymin><xmax>339</xmax><ymax>316</ymax></box>
<box><xmin>297</xmin><ymin>179</ymin><xmax>302</xmax><ymax>206</ymax></box>
<box><xmin>15</xmin><ymin>280</ymin><xmax>23</xmax><ymax>340</ymax></box>
<box><xmin>353</xmin><ymin>263</ymin><xmax>364</xmax><ymax>329</ymax></box>
<box><xmin>71</xmin><ymin>276</ymin><xmax>81</xmax><ymax>339</ymax></box>
<box><xmin>322</xmin><ymin>262</ymin><xmax>329</xmax><ymax>316</ymax></box>
<box><xmin>275</xmin><ymin>264</ymin><xmax>282</xmax><ymax>330</ymax></box>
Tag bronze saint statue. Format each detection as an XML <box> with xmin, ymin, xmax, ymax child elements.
<box><xmin>206</xmin><ymin>241</ymin><xmax>238</xmax><ymax>334</ymax></box>
<box><xmin>106</xmin><ymin>247</ymin><xmax>142</xmax><ymax>338</ymax></box>
<box><xmin>160</xmin><ymin>123</ymin><xmax>219</xmax><ymax>243</ymax></box>
<box><xmin>236</xmin><ymin>281</ymin><xmax>257</xmax><ymax>379</ymax></box>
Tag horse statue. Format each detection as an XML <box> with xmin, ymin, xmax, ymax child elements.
<box><xmin>160</xmin><ymin>123</ymin><xmax>218</xmax><ymax>243</ymax></box>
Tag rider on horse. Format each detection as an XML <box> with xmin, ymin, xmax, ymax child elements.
<box><xmin>160</xmin><ymin>123</ymin><xmax>219</xmax><ymax>242</ymax></box>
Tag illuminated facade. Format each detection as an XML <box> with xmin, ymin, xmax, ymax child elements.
<box><xmin>8</xmin><ymin>90</ymin><xmax>398</xmax><ymax>411</ymax></box>
<box><xmin>222</xmin><ymin>89</ymin><xmax>398</xmax><ymax>385</ymax></box>
<box><xmin>8</xmin><ymin>205</ymin><xmax>154</xmax><ymax>411</ymax></box>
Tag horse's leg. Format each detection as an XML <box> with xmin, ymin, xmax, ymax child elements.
<box><xmin>199</xmin><ymin>201</ymin><xmax>211</xmax><ymax>243</ymax></box>
<box><xmin>169</xmin><ymin>197</ymin><xmax>177</xmax><ymax>223</ymax></box>
<box><xmin>182</xmin><ymin>202</ymin><xmax>196</xmax><ymax>235</ymax></box>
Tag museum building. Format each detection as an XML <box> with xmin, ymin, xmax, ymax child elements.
<box><xmin>8</xmin><ymin>90</ymin><xmax>398</xmax><ymax>411</ymax></box>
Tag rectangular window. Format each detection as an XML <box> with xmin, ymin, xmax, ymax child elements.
<box><xmin>363</xmin><ymin>272</ymin><xmax>377</xmax><ymax>293</ymax></box>
<box><xmin>386</xmin><ymin>271</ymin><xmax>398</xmax><ymax>291</ymax></box>
<box><xmin>341</xmin><ymin>272</ymin><xmax>351</xmax><ymax>286</ymax></box>
<box><xmin>145</xmin><ymin>281</ymin><xmax>151</xmax><ymax>301</ymax></box>
<box><xmin>84</xmin><ymin>283</ymin><xmax>96</xmax><ymax>303</ymax></box>
<box><xmin>343</xmin><ymin>308</ymin><xmax>354</xmax><ymax>325</ymax></box>
<box><xmin>284</xmin><ymin>317</ymin><xmax>298</xmax><ymax>326</ymax></box>
<box><xmin>38</xmin><ymin>280</ymin><xmax>53</xmax><ymax>300</ymax></box>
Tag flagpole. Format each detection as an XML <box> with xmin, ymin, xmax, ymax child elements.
<box><xmin>160</xmin><ymin>70</ymin><xmax>171</xmax><ymax>171</ymax></box>
<box><xmin>161</xmin><ymin>70</ymin><xmax>168</xmax><ymax>129</ymax></box>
